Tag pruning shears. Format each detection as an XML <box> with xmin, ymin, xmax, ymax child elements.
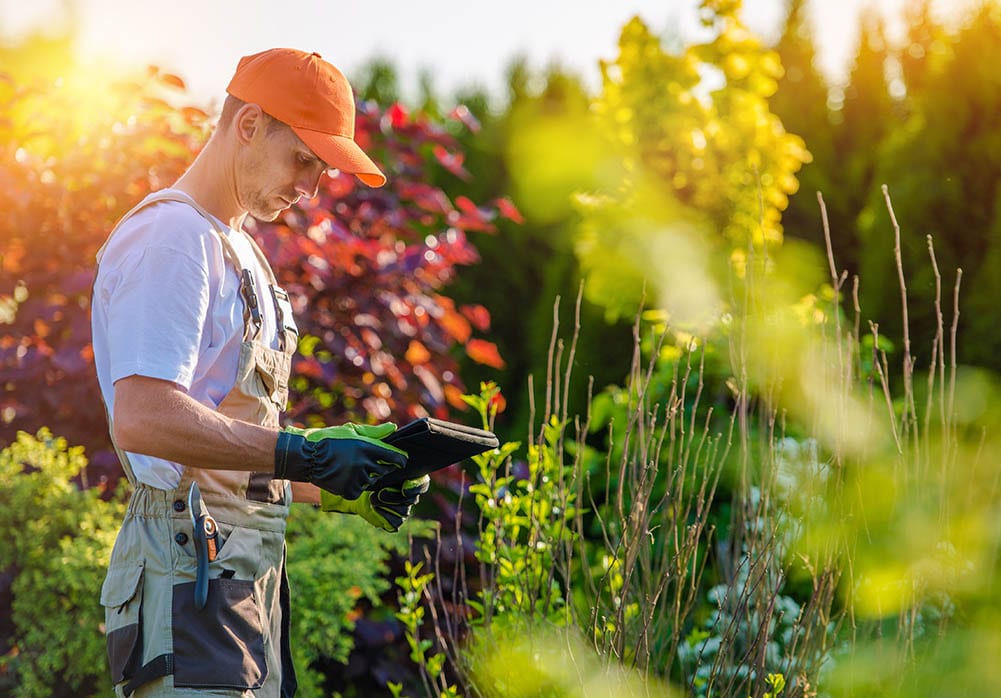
<box><xmin>187</xmin><ymin>481</ymin><xmax>218</xmax><ymax>610</ymax></box>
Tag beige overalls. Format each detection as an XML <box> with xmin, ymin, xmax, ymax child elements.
<box><xmin>97</xmin><ymin>191</ymin><xmax>299</xmax><ymax>697</ymax></box>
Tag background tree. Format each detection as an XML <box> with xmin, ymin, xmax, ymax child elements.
<box><xmin>444</xmin><ymin>59</ymin><xmax>636</xmax><ymax>443</ymax></box>
<box><xmin>898</xmin><ymin>0</ymin><xmax>950</xmax><ymax>102</ymax></box>
<box><xmin>858</xmin><ymin>3</ymin><xmax>1001</xmax><ymax>370</ymax></box>
<box><xmin>831</xmin><ymin>10</ymin><xmax>895</xmax><ymax>277</ymax></box>
<box><xmin>353</xmin><ymin>57</ymin><xmax>402</xmax><ymax>106</ymax></box>
<box><xmin>572</xmin><ymin>1</ymin><xmax>809</xmax><ymax>325</ymax></box>
<box><xmin>770</xmin><ymin>0</ymin><xmax>837</xmax><ymax>250</ymax></box>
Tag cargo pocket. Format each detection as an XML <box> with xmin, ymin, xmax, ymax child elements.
<box><xmin>171</xmin><ymin>578</ymin><xmax>268</xmax><ymax>689</ymax></box>
<box><xmin>255</xmin><ymin>362</ymin><xmax>287</xmax><ymax>409</ymax></box>
<box><xmin>100</xmin><ymin>560</ymin><xmax>145</xmax><ymax>685</ymax></box>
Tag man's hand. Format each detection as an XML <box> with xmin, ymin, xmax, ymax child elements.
<box><xmin>320</xmin><ymin>476</ymin><xmax>430</xmax><ymax>532</ymax></box>
<box><xmin>275</xmin><ymin>423</ymin><xmax>408</xmax><ymax>499</ymax></box>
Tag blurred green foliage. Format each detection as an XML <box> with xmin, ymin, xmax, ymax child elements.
<box><xmin>0</xmin><ymin>430</ymin><xmax>125</xmax><ymax>698</ymax></box>
<box><xmin>443</xmin><ymin>65</ymin><xmax>637</xmax><ymax>446</ymax></box>
<box><xmin>855</xmin><ymin>3</ymin><xmax>1001</xmax><ymax>371</ymax></box>
<box><xmin>285</xmin><ymin>505</ymin><xmax>432</xmax><ymax>697</ymax></box>
<box><xmin>576</xmin><ymin>7</ymin><xmax>808</xmax><ymax>323</ymax></box>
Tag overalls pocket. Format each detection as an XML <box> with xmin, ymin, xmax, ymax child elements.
<box><xmin>171</xmin><ymin>578</ymin><xmax>268</xmax><ymax>689</ymax></box>
<box><xmin>170</xmin><ymin>523</ymin><xmax>269</xmax><ymax>689</ymax></box>
<box><xmin>253</xmin><ymin>345</ymin><xmax>289</xmax><ymax>409</ymax></box>
<box><xmin>100</xmin><ymin>560</ymin><xmax>145</xmax><ymax>685</ymax></box>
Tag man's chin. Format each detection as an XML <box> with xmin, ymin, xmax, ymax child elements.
<box><xmin>249</xmin><ymin>208</ymin><xmax>282</xmax><ymax>223</ymax></box>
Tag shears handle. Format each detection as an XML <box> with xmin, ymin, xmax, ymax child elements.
<box><xmin>192</xmin><ymin>514</ymin><xmax>218</xmax><ymax>610</ymax></box>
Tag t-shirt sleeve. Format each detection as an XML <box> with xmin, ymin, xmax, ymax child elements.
<box><xmin>103</xmin><ymin>244</ymin><xmax>212</xmax><ymax>390</ymax></box>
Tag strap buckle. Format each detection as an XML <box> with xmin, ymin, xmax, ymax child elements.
<box><xmin>240</xmin><ymin>269</ymin><xmax>263</xmax><ymax>332</ymax></box>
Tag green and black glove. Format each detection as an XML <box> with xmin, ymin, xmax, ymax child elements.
<box><xmin>321</xmin><ymin>475</ymin><xmax>430</xmax><ymax>532</ymax></box>
<box><xmin>275</xmin><ymin>423</ymin><xmax>408</xmax><ymax>499</ymax></box>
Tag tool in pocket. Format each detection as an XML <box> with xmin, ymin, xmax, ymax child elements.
<box><xmin>187</xmin><ymin>481</ymin><xmax>219</xmax><ymax>610</ymax></box>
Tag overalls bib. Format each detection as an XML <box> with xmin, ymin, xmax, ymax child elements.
<box><xmin>97</xmin><ymin>191</ymin><xmax>299</xmax><ymax>697</ymax></box>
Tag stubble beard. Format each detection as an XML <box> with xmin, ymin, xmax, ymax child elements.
<box><xmin>244</xmin><ymin>190</ymin><xmax>283</xmax><ymax>222</ymax></box>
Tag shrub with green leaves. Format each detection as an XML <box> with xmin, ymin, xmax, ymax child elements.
<box><xmin>468</xmin><ymin>402</ymin><xmax>573</xmax><ymax>626</ymax></box>
<box><xmin>285</xmin><ymin>505</ymin><xmax>431</xmax><ymax>697</ymax></box>
<box><xmin>0</xmin><ymin>430</ymin><xmax>126</xmax><ymax>698</ymax></box>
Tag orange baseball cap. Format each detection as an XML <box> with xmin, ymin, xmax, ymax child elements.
<box><xmin>226</xmin><ymin>48</ymin><xmax>386</xmax><ymax>187</ymax></box>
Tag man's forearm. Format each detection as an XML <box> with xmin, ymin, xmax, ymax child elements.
<box><xmin>113</xmin><ymin>374</ymin><xmax>278</xmax><ymax>472</ymax></box>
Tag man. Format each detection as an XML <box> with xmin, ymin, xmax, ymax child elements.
<box><xmin>92</xmin><ymin>48</ymin><xmax>427</xmax><ymax>697</ymax></box>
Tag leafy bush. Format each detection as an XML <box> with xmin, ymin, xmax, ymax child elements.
<box><xmin>0</xmin><ymin>429</ymin><xmax>126</xmax><ymax>698</ymax></box>
<box><xmin>285</xmin><ymin>505</ymin><xmax>433</xmax><ymax>697</ymax></box>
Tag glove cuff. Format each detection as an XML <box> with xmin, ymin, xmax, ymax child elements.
<box><xmin>275</xmin><ymin>431</ymin><xmax>307</xmax><ymax>481</ymax></box>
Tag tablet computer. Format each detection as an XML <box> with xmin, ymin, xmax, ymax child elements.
<box><xmin>377</xmin><ymin>417</ymin><xmax>499</xmax><ymax>488</ymax></box>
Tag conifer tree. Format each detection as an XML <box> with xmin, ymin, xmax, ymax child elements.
<box><xmin>899</xmin><ymin>0</ymin><xmax>949</xmax><ymax>101</ymax></box>
<box><xmin>857</xmin><ymin>4</ymin><xmax>1001</xmax><ymax>370</ymax></box>
<box><xmin>771</xmin><ymin>0</ymin><xmax>837</xmax><ymax>253</ymax></box>
<box><xmin>833</xmin><ymin>10</ymin><xmax>896</xmax><ymax>276</ymax></box>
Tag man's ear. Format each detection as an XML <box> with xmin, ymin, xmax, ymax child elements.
<box><xmin>233</xmin><ymin>103</ymin><xmax>266</xmax><ymax>144</ymax></box>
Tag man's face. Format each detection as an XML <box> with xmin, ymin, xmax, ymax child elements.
<box><xmin>238</xmin><ymin>119</ymin><xmax>330</xmax><ymax>222</ymax></box>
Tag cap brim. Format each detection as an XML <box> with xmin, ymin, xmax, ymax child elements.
<box><xmin>292</xmin><ymin>126</ymin><xmax>386</xmax><ymax>188</ymax></box>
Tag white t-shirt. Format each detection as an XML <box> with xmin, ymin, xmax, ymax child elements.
<box><xmin>92</xmin><ymin>190</ymin><xmax>284</xmax><ymax>489</ymax></box>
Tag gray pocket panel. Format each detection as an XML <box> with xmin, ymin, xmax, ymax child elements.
<box><xmin>171</xmin><ymin>578</ymin><xmax>268</xmax><ymax>689</ymax></box>
<box><xmin>100</xmin><ymin>560</ymin><xmax>145</xmax><ymax>684</ymax></box>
